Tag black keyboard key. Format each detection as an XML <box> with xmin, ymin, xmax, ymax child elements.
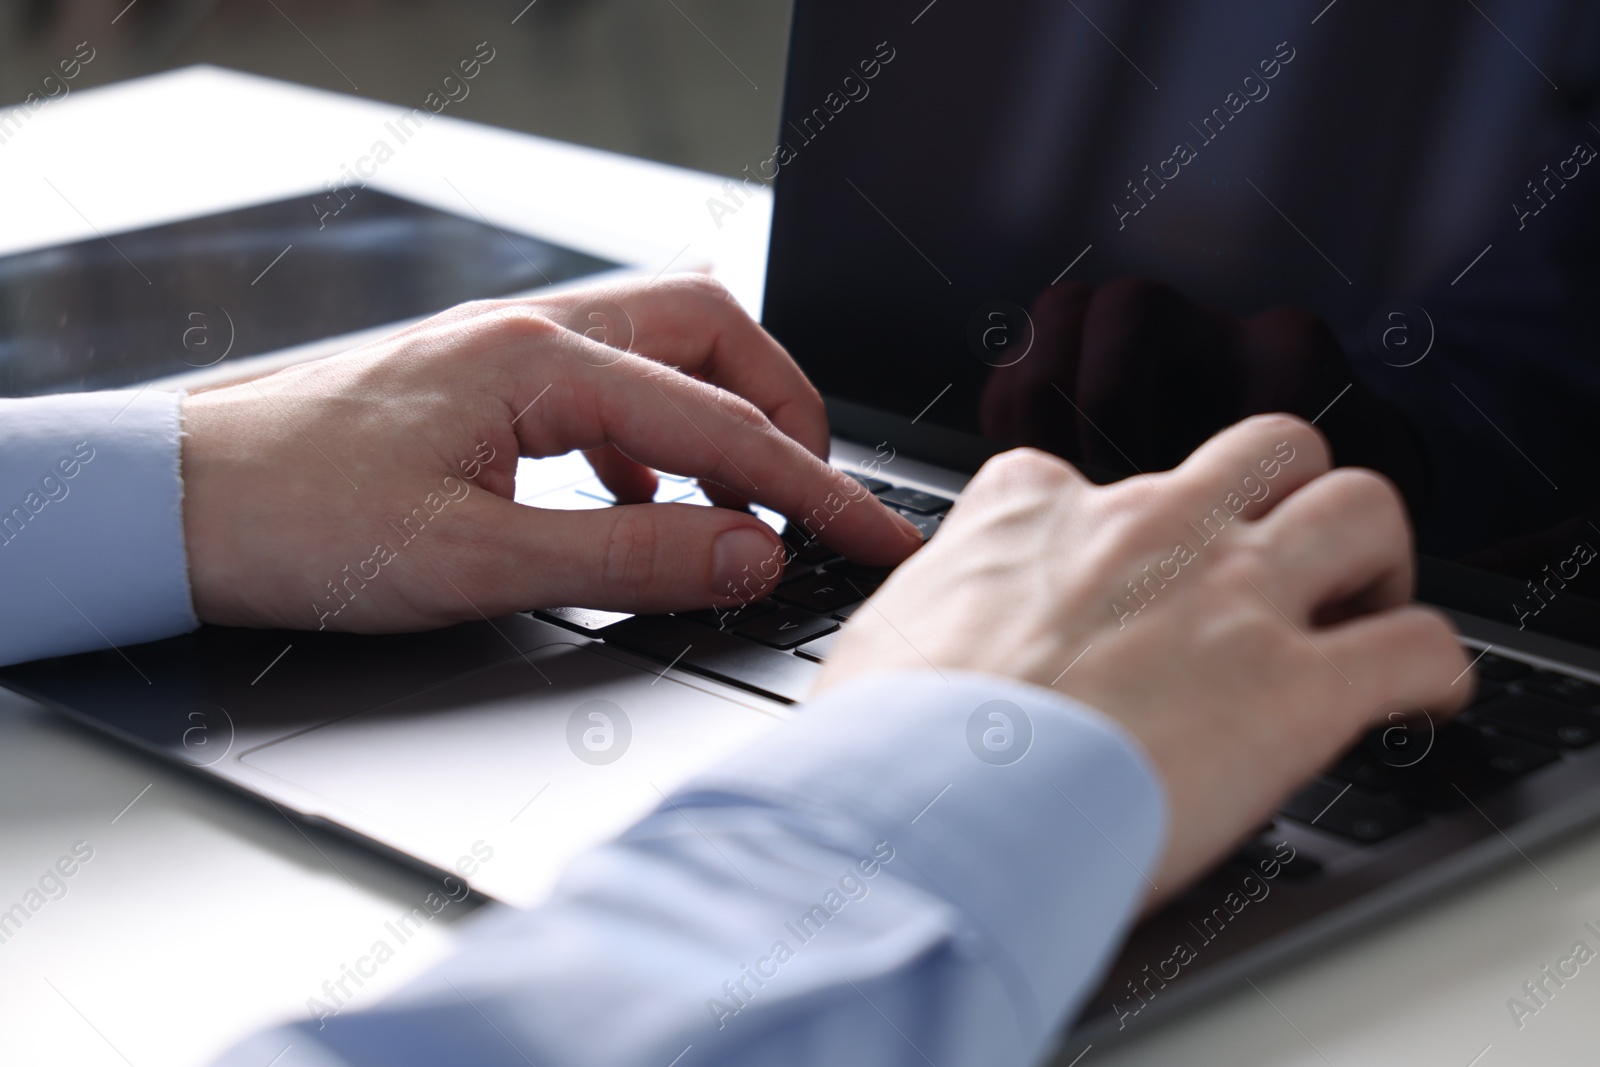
<box><xmin>602</xmin><ymin>614</ymin><xmax>717</xmax><ymax>661</ymax></box>
<box><xmin>818</xmin><ymin>562</ymin><xmax>894</xmax><ymax>608</ymax></box>
<box><xmin>876</xmin><ymin>487</ymin><xmax>954</xmax><ymax>514</ymax></box>
<box><xmin>1281</xmin><ymin>778</ymin><xmax>1425</xmax><ymax>842</ymax></box>
<box><xmin>774</xmin><ymin>522</ymin><xmax>839</xmax><ymax>582</ymax></box>
<box><xmin>738</xmin><ymin>607</ymin><xmax>839</xmax><ymax>650</ymax></box>
<box><xmin>603</xmin><ymin>615</ymin><xmax>818</xmax><ymax>703</ymax></box>
<box><xmin>848</xmin><ymin>472</ymin><xmax>892</xmax><ymax>494</ymax></box>
<box><xmin>678</xmin><ymin>600</ymin><xmax>776</xmax><ymax>631</ymax></box>
<box><xmin>1473</xmin><ymin>726</ymin><xmax>1561</xmax><ymax>777</ymax></box>
<box><xmin>794</xmin><ymin>630</ymin><xmax>840</xmax><ymax>662</ymax></box>
<box><xmin>1231</xmin><ymin>839</ymin><xmax>1323</xmax><ymax>880</ymax></box>
<box><xmin>1473</xmin><ymin>692</ymin><xmax>1600</xmax><ymax>749</ymax></box>
<box><xmin>1326</xmin><ymin>720</ymin><xmax>1555</xmax><ymax>810</ymax></box>
<box><xmin>781</xmin><ymin>556</ymin><xmax>821</xmax><ymax>582</ymax></box>
<box><xmin>778</xmin><ymin>527</ymin><xmax>840</xmax><ymax>566</ymax></box>
<box><xmin>1521</xmin><ymin>670</ymin><xmax>1600</xmax><ymax>707</ymax></box>
<box><xmin>1473</xmin><ymin>651</ymin><xmax>1532</xmax><ymax>682</ymax></box>
<box><xmin>777</xmin><ymin>573</ymin><xmax>870</xmax><ymax>615</ymax></box>
<box><xmin>825</xmin><ymin>560</ymin><xmax>895</xmax><ymax>583</ymax></box>
<box><xmin>774</xmin><ymin>530</ymin><xmax>834</xmax><ymax>582</ymax></box>
<box><xmin>1471</xmin><ymin>680</ymin><xmax>1506</xmax><ymax>706</ymax></box>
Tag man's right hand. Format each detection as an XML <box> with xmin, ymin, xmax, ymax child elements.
<box><xmin>179</xmin><ymin>276</ymin><xmax>923</xmax><ymax>632</ymax></box>
<box><xmin>816</xmin><ymin>414</ymin><xmax>1471</xmax><ymax>902</ymax></box>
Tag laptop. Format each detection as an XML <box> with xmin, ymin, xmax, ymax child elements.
<box><xmin>7</xmin><ymin>0</ymin><xmax>1600</xmax><ymax>1057</ymax></box>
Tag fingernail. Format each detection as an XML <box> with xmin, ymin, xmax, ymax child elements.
<box><xmin>891</xmin><ymin>510</ymin><xmax>925</xmax><ymax>543</ymax></box>
<box><xmin>713</xmin><ymin>525</ymin><xmax>784</xmax><ymax>597</ymax></box>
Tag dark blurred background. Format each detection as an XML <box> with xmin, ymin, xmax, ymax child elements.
<box><xmin>0</xmin><ymin>0</ymin><xmax>793</xmax><ymax>176</ymax></box>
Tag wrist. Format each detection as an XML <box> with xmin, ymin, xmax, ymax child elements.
<box><xmin>179</xmin><ymin>389</ymin><xmax>255</xmax><ymax>626</ymax></box>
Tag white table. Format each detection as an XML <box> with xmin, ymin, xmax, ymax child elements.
<box><xmin>3</xmin><ymin>67</ymin><xmax>1599</xmax><ymax>1067</ymax></box>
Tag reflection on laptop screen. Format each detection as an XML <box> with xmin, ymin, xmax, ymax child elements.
<box><xmin>763</xmin><ymin>0</ymin><xmax>1600</xmax><ymax>628</ymax></box>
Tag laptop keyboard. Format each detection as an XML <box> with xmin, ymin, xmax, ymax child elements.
<box><xmin>1247</xmin><ymin>652</ymin><xmax>1596</xmax><ymax>873</ymax></box>
<box><xmin>533</xmin><ymin>468</ymin><xmax>1600</xmax><ymax>878</ymax></box>
<box><xmin>534</xmin><ymin>470</ymin><xmax>946</xmax><ymax>704</ymax></box>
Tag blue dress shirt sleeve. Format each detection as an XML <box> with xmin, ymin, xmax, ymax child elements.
<box><xmin>0</xmin><ymin>389</ymin><xmax>198</xmax><ymax>666</ymax></box>
<box><xmin>214</xmin><ymin>670</ymin><xmax>1167</xmax><ymax>1067</ymax></box>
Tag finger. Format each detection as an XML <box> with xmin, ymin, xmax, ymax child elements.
<box><xmin>524</xmin><ymin>274</ymin><xmax>833</xmax><ymax>461</ymax></box>
<box><xmin>376</xmin><ymin>277</ymin><xmax>832</xmax><ymax>464</ymax></box>
<box><xmin>542</xmin><ymin>287</ymin><xmax>758</xmax><ymax>511</ymax></box>
<box><xmin>1256</xmin><ymin>467</ymin><xmax>1413</xmax><ymax>619</ymax></box>
<box><xmin>953</xmin><ymin>445</ymin><xmax>1090</xmax><ymax>516</ymax></box>
<box><xmin>489</xmin><ymin>314</ymin><xmax>924</xmax><ymax>566</ymax></box>
<box><xmin>584</xmin><ymin>444</ymin><xmax>658</xmax><ymax>504</ymax></box>
<box><xmin>1321</xmin><ymin>605</ymin><xmax>1472</xmax><ymax>718</ymax></box>
<box><xmin>700</xmin><ymin>482</ymin><xmax>752</xmax><ymax>512</ymax></box>
<box><xmin>467</xmin><ymin>496</ymin><xmax>789</xmax><ymax>613</ymax></box>
<box><xmin>1170</xmin><ymin>413</ymin><xmax>1331</xmax><ymax>522</ymax></box>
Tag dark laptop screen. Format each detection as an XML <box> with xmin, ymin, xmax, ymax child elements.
<box><xmin>762</xmin><ymin>0</ymin><xmax>1600</xmax><ymax>637</ymax></box>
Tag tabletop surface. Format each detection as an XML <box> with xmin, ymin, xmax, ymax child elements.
<box><xmin>3</xmin><ymin>66</ymin><xmax>1599</xmax><ymax>1067</ymax></box>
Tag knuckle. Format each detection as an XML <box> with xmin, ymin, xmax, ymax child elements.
<box><xmin>1312</xmin><ymin>467</ymin><xmax>1412</xmax><ymax>548</ymax></box>
<box><xmin>1331</xmin><ymin>466</ymin><xmax>1406</xmax><ymax>518</ymax></box>
<box><xmin>1238</xmin><ymin>412</ymin><xmax>1329</xmax><ymax>468</ymax></box>
<box><xmin>1212</xmin><ymin>541</ymin><xmax>1277</xmax><ymax>591</ymax></box>
<box><xmin>710</xmin><ymin>384</ymin><xmax>774</xmax><ymax>435</ymax></box>
<box><xmin>1104</xmin><ymin>471</ymin><xmax>1167</xmax><ymax>512</ymax></box>
<box><xmin>601</xmin><ymin>509</ymin><xmax>659</xmax><ymax>599</ymax></box>
<box><xmin>419</xmin><ymin>298</ymin><xmax>502</xmax><ymax>328</ymax></box>
<box><xmin>480</xmin><ymin>307</ymin><xmax>562</xmax><ymax>345</ymax></box>
<box><xmin>666</xmin><ymin>272</ymin><xmax>737</xmax><ymax>308</ymax></box>
<box><xmin>1239</xmin><ymin>410</ymin><xmax>1313</xmax><ymax>442</ymax></box>
<box><xmin>456</xmin><ymin>297</ymin><xmax>504</xmax><ymax>317</ymax></box>
<box><xmin>1207</xmin><ymin>591</ymin><xmax>1290</xmax><ymax>661</ymax></box>
<box><xmin>1092</xmin><ymin>472</ymin><xmax>1183</xmax><ymax>543</ymax></box>
<box><xmin>974</xmin><ymin>447</ymin><xmax>1071</xmax><ymax>491</ymax></box>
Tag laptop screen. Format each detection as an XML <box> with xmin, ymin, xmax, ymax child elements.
<box><xmin>762</xmin><ymin>0</ymin><xmax>1600</xmax><ymax>641</ymax></box>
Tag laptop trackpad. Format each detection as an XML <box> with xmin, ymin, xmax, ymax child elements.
<box><xmin>240</xmin><ymin>641</ymin><xmax>785</xmax><ymax>906</ymax></box>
